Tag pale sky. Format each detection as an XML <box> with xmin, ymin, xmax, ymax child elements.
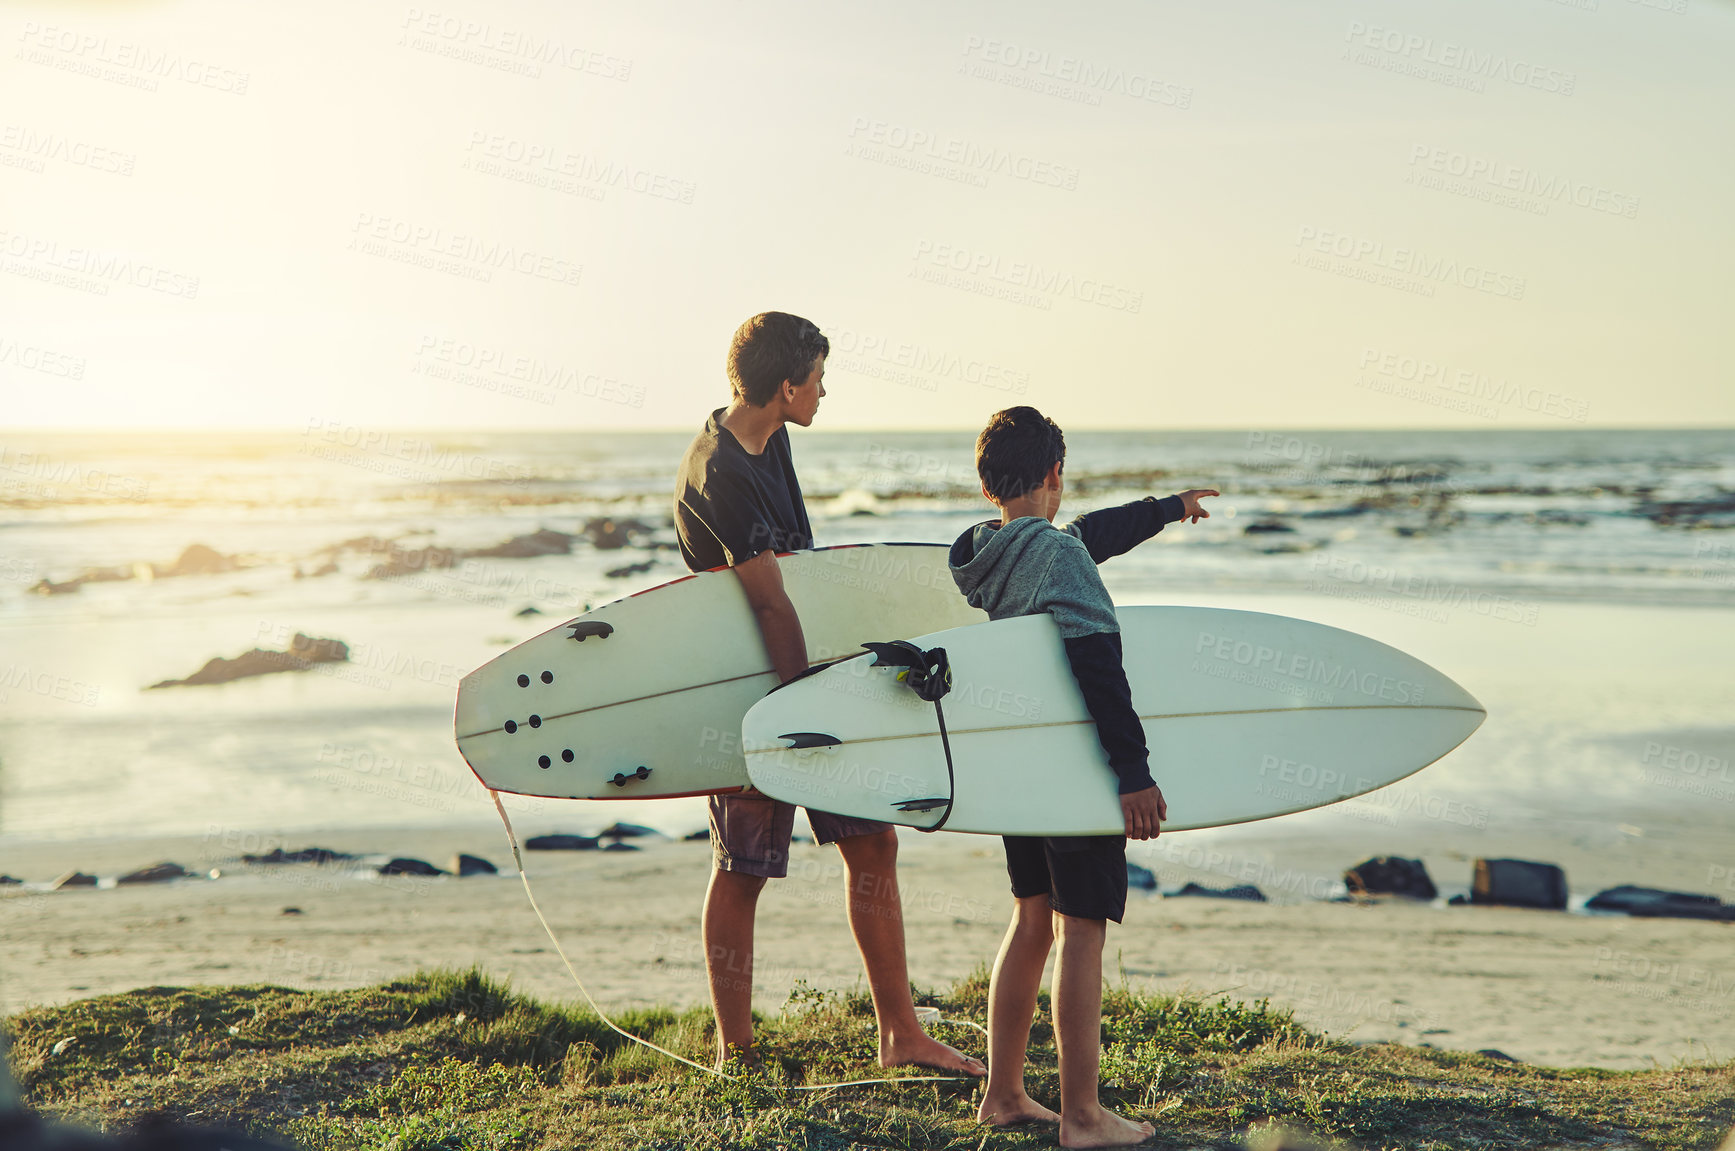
<box><xmin>2</xmin><ymin>0</ymin><xmax>1731</xmax><ymax>430</ymax></box>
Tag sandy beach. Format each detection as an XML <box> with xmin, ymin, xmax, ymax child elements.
<box><xmin>4</xmin><ymin>821</ymin><xmax>1730</xmax><ymax>1074</ymax></box>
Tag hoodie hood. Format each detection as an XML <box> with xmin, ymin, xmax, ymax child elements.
<box><xmin>948</xmin><ymin>516</ymin><xmax>1060</xmax><ymax>608</ymax></box>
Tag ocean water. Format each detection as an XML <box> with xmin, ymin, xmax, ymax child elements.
<box><xmin>1</xmin><ymin>427</ymin><xmax>1732</xmax><ymax>847</ymax></box>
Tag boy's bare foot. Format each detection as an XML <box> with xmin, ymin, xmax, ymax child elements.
<box><xmin>977</xmin><ymin>1092</ymin><xmax>1060</xmax><ymax>1126</ymax></box>
<box><xmin>1060</xmin><ymin>1106</ymin><xmax>1156</xmax><ymax>1149</ymax></box>
<box><xmin>878</xmin><ymin>1033</ymin><xmax>987</xmax><ymax>1077</ymax></box>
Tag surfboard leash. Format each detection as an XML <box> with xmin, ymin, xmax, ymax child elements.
<box><xmin>863</xmin><ymin>641</ymin><xmax>957</xmax><ymax>833</ymax></box>
<box><xmin>489</xmin><ymin>791</ymin><xmax>980</xmax><ymax>1090</ymax></box>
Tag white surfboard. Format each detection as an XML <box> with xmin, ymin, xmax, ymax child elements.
<box><xmin>454</xmin><ymin>544</ymin><xmax>986</xmax><ymax>800</ymax></box>
<box><xmin>742</xmin><ymin>606</ymin><xmax>1485</xmax><ymax>835</ymax></box>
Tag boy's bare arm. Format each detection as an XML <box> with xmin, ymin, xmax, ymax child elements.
<box><xmin>732</xmin><ymin>549</ymin><xmax>809</xmax><ymax>684</ymax></box>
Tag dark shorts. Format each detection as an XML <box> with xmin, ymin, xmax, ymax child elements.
<box><xmin>1003</xmin><ymin>834</ymin><xmax>1128</xmax><ymax>923</ymax></box>
<box><xmin>709</xmin><ymin>792</ymin><xmax>891</xmax><ymax>879</ymax></box>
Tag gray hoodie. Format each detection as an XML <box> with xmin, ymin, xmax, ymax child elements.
<box><xmin>946</xmin><ymin>495</ymin><xmax>1185</xmax><ymax>794</ymax></box>
<box><xmin>947</xmin><ymin>516</ymin><xmax>1120</xmax><ymax>637</ymax></box>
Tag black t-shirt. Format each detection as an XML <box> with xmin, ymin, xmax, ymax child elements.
<box><xmin>674</xmin><ymin>407</ymin><xmax>814</xmax><ymax>572</ymax></box>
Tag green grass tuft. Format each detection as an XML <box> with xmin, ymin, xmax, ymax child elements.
<box><xmin>7</xmin><ymin>966</ymin><xmax>1733</xmax><ymax>1150</ymax></box>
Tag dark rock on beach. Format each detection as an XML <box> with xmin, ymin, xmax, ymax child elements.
<box><xmin>1345</xmin><ymin>856</ymin><xmax>1437</xmax><ymax>900</ymax></box>
<box><xmin>1470</xmin><ymin>858</ymin><xmax>1567</xmax><ymax>910</ymax></box>
<box><xmin>1635</xmin><ymin>493</ymin><xmax>1735</xmax><ymax>530</ymax></box>
<box><xmin>378</xmin><ymin>857</ymin><xmax>445</xmax><ymax>877</ymax></box>
<box><xmin>1127</xmin><ymin>862</ymin><xmax>1157</xmax><ymax>891</ymax></box>
<box><xmin>30</xmin><ymin>543</ymin><xmax>245</xmax><ymax>596</ymax></box>
<box><xmin>598</xmin><ymin>822</ymin><xmax>660</xmax><ymax>840</ymax></box>
<box><xmin>582</xmin><ymin>516</ymin><xmax>657</xmax><ymax>550</ymax></box>
<box><xmin>453</xmin><ymin>853</ymin><xmax>498</xmax><ymax>877</ymax></box>
<box><xmin>0</xmin><ymin>874</ymin><xmax>21</xmax><ymax>885</ymax></box>
<box><xmin>514</xmin><ymin>605</ymin><xmax>543</xmax><ymax>616</ymax></box>
<box><xmin>363</xmin><ymin>544</ymin><xmax>459</xmax><ymax>580</ymax></box>
<box><xmin>149</xmin><ymin>632</ymin><xmax>349</xmax><ymax>688</ymax></box>
<box><xmin>1168</xmin><ymin>882</ymin><xmax>1267</xmax><ymax>902</ymax></box>
<box><xmin>605</xmin><ymin>559</ymin><xmax>657</xmax><ymax>579</ymax></box>
<box><xmin>156</xmin><ymin>543</ymin><xmax>238</xmax><ymax>577</ymax></box>
<box><xmin>683</xmin><ymin>830</ymin><xmax>710</xmax><ymax>842</ymax></box>
<box><xmin>526</xmin><ymin>834</ymin><xmax>599</xmax><ymax>851</ymax></box>
<box><xmin>603</xmin><ymin>841</ymin><xmax>641</xmax><ymax>852</ymax></box>
<box><xmin>53</xmin><ymin>871</ymin><xmax>98</xmax><ymax>890</ymax></box>
<box><xmin>1243</xmin><ymin>519</ymin><xmax>1295</xmax><ymax>534</ymax></box>
<box><xmin>241</xmin><ymin>847</ymin><xmax>354</xmax><ymax>865</ymax></box>
<box><xmin>470</xmin><ymin>528</ymin><xmax>575</xmax><ymax>559</ymax></box>
<box><xmin>1585</xmin><ymin>885</ymin><xmax>1735</xmax><ymax>921</ymax></box>
<box><xmin>117</xmin><ymin>862</ymin><xmax>191</xmax><ymax>885</ymax></box>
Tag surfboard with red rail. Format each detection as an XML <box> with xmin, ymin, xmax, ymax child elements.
<box><xmin>454</xmin><ymin>544</ymin><xmax>986</xmax><ymax>800</ymax></box>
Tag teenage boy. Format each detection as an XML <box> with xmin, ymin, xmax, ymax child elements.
<box><xmin>948</xmin><ymin>406</ymin><xmax>1216</xmax><ymax>1148</ymax></box>
<box><xmin>673</xmin><ymin>311</ymin><xmax>985</xmax><ymax>1077</ymax></box>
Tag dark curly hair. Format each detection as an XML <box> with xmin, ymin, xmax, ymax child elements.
<box><xmin>727</xmin><ymin>312</ymin><xmax>830</xmax><ymax>406</ymax></box>
<box><xmin>974</xmin><ymin>406</ymin><xmax>1066</xmax><ymax>502</ymax></box>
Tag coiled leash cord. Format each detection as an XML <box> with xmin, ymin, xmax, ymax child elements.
<box><xmin>860</xmin><ymin>641</ymin><xmax>957</xmax><ymax>832</ymax></box>
<box><xmin>490</xmin><ymin>791</ymin><xmax>983</xmax><ymax>1089</ymax></box>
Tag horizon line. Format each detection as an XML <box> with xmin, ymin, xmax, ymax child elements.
<box><xmin>5</xmin><ymin>423</ymin><xmax>1730</xmax><ymax>435</ymax></box>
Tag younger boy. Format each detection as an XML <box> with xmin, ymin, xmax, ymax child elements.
<box><xmin>947</xmin><ymin>406</ymin><xmax>1215</xmax><ymax>1149</ymax></box>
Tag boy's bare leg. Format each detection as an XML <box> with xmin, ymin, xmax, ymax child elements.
<box><xmin>978</xmin><ymin>894</ymin><xmax>1061</xmax><ymax>1126</ymax></box>
<box><xmin>835</xmin><ymin>828</ymin><xmax>987</xmax><ymax>1076</ymax></box>
<box><xmin>1053</xmin><ymin>913</ymin><xmax>1154</xmax><ymax>1149</ymax></box>
<box><xmin>702</xmin><ymin>867</ymin><xmax>766</xmax><ymax>1066</ymax></box>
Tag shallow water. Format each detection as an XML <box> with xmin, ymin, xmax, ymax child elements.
<box><xmin>2</xmin><ymin>428</ymin><xmax>1731</xmax><ymax>847</ymax></box>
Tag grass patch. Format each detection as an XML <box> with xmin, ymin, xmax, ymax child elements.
<box><xmin>7</xmin><ymin>967</ymin><xmax>1733</xmax><ymax>1149</ymax></box>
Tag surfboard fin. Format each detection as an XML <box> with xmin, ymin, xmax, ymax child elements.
<box><xmin>568</xmin><ymin>621</ymin><xmax>615</xmax><ymax>642</ymax></box>
<box><xmin>779</xmin><ymin>732</ymin><xmax>841</xmax><ymax>749</ymax></box>
<box><xmin>893</xmin><ymin>798</ymin><xmax>950</xmax><ymax>812</ymax></box>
